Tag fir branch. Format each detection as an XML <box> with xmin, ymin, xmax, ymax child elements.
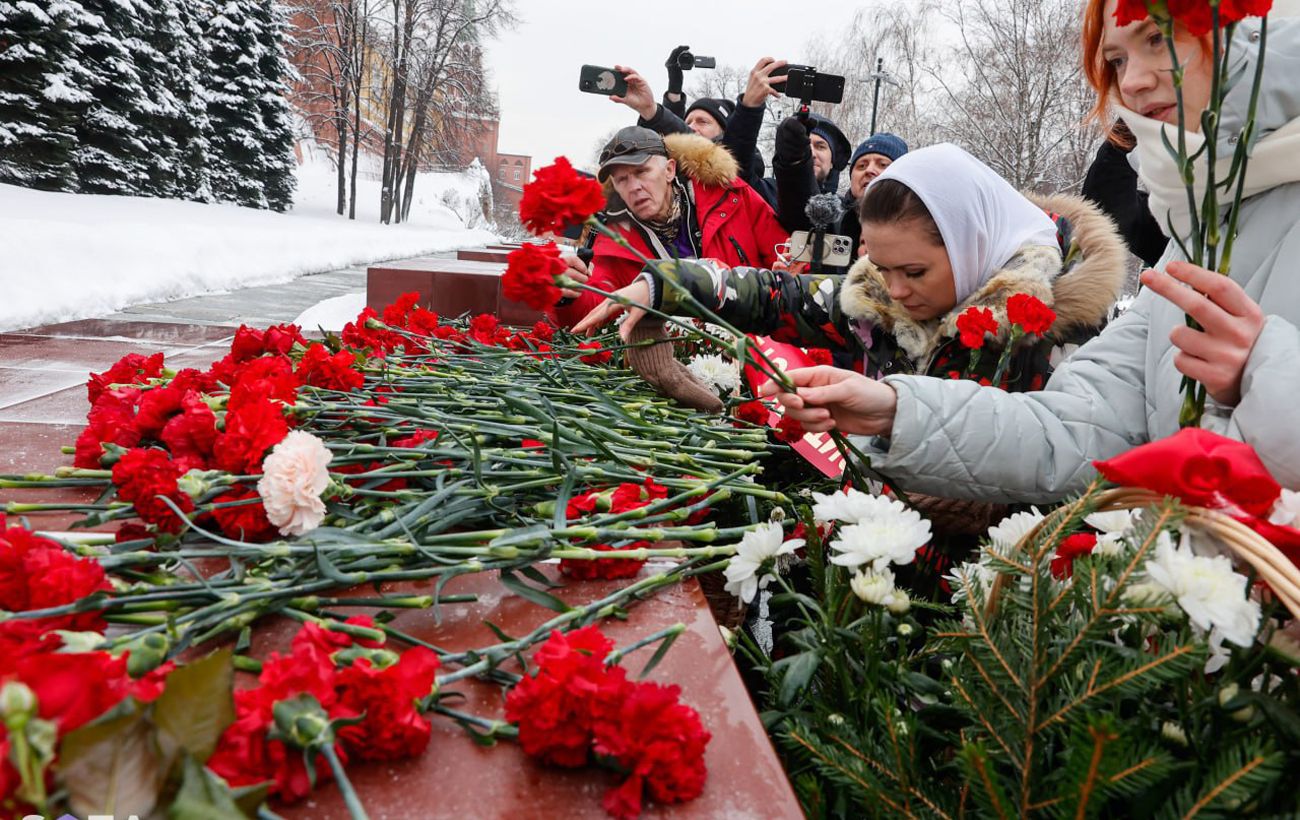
<box><xmin>1076</xmin><ymin>722</ymin><xmax>1120</xmax><ymax>819</ymax></box>
<box><xmin>1037</xmin><ymin>644</ymin><xmax>1199</xmax><ymax>731</ymax></box>
<box><xmin>785</xmin><ymin>728</ymin><xmax>918</xmax><ymax>818</ymax></box>
<box><xmin>949</xmin><ymin>675</ymin><xmax>1023</xmax><ymax>767</ymax></box>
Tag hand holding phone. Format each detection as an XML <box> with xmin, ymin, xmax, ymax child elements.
<box><xmin>579</xmin><ymin>65</ymin><xmax>629</xmax><ymax>97</ymax></box>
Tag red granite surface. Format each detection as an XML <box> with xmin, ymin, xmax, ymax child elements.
<box><xmin>0</xmin><ymin>313</ymin><xmax>801</xmax><ymax>819</ymax></box>
<box><xmin>366</xmin><ymin>256</ymin><xmax>545</xmax><ymax>327</ymax></box>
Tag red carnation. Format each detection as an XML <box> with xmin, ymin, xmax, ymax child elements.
<box><xmin>87</xmin><ymin>352</ymin><xmax>165</xmax><ymax>405</ymax></box>
<box><xmin>336</xmin><ymin>647</ymin><xmax>440</xmax><ymax>761</ymax></box>
<box><xmin>159</xmin><ymin>392</ymin><xmax>218</xmax><ymax>467</ymax></box>
<box><xmin>734</xmin><ymin>400</ymin><xmax>771</xmax><ymax>427</ymax></box>
<box><xmin>214</xmin><ymin>396</ymin><xmax>289</xmax><ymax>475</ymax></box>
<box><xmin>518</xmin><ymin>157</ymin><xmax>605</xmax><ymax>236</ymax></box>
<box><xmin>1050</xmin><ymin>532</ymin><xmax>1099</xmax><ymax>579</ymax></box>
<box><xmin>211</xmin><ymin>484</ymin><xmax>279</xmax><ymax>542</ymax></box>
<box><xmin>296</xmin><ymin>344</ymin><xmax>364</xmax><ymax>393</ymax></box>
<box><xmin>232</xmin><ymin>323</ymin><xmax>305</xmax><ymax>363</ymax></box>
<box><xmin>505</xmin><ymin>627</ymin><xmax>631</xmax><ymax>768</ymax></box>
<box><xmin>227</xmin><ymin>355</ymin><xmax>298</xmax><ymax>411</ymax></box>
<box><xmin>75</xmin><ymin>387</ymin><xmax>144</xmax><ymax>467</ymax></box>
<box><xmin>579</xmin><ymin>340</ymin><xmax>613</xmax><ymax>365</ymax></box>
<box><xmin>594</xmin><ymin>680</ymin><xmax>711</xmax><ymax>819</ymax></box>
<box><xmin>503</xmin><ymin>242</ymin><xmax>568</xmax><ymax>312</ymax></box>
<box><xmin>1005</xmin><ymin>293</ymin><xmax>1056</xmax><ymax>336</ymax></box>
<box><xmin>0</xmin><ymin>518</ymin><xmax>111</xmax><ymax>637</ymax></box>
<box><xmin>955</xmin><ymin>307</ymin><xmax>999</xmax><ymax>350</ymax></box>
<box><xmin>531</xmin><ymin>321</ymin><xmax>556</xmax><ymax>342</ymax></box>
<box><xmin>775</xmin><ymin>415</ymin><xmax>806</xmax><ymax>444</ymax></box>
<box><xmin>112</xmin><ymin>447</ymin><xmax>194</xmax><ymax>533</ymax></box>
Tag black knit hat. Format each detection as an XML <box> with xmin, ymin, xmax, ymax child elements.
<box><xmin>685</xmin><ymin>97</ymin><xmax>736</xmax><ymax>130</ymax></box>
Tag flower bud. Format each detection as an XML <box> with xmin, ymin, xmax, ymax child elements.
<box><xmin>769</xmin><ymin>507</ymin><xmax>786</xmax><ymax>523</ymax></box>
<box><xmin>125</xmin><ymin>633</ymin><xmax>172</xmax><ymax>678</ymax></box>
<box><xmin>1160</xmin><ymin>721</ymin><xmax>1188</xmax><ymax>747</ymax></box>
<box><xmin>886</xmin><ymin>590</ymin><xmax>912</xmax><ymax>615</ymax></box>
<box><xmin>897</xmin><ymin>622</ymin><xmax>915</xmax><ymax>638</ymax></box>
<box><xmin>1217</xmin><ymin>683</ymin><xmax>1257</xmax><ymax>723</ymax></box>
<box><xmin>0</xmin><ymin>682</ymin><xmax>36</xmax><ymax>720</ymax></box>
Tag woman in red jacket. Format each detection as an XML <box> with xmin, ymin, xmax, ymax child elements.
<box><xmin>553</xmin><ymin>126</ymin><xmax>787</xmax><ymax>328</ymax></box>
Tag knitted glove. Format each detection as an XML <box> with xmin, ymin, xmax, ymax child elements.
<box><xmin>625</xmin><ymin>318</ymin><xmax>724</xmax><ymax>413</ymax></box>
<box><xmin>774</xmin><ymin>116</ymin><xmax>811</xmax><ymax>166</ymax></box>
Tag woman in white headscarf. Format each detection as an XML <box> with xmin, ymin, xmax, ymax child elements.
<box><xmin>574</xmin><ymin>142</ymin><xmax>1127</xmax><ymax>395</ymax></box>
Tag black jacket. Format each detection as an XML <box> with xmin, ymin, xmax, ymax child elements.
<box><xmin>1080</xmin><ymin>140</ymin><xmax>1167</xmax><ymax>267</ymax></box>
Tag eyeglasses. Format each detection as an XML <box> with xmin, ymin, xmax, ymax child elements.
<box><xmin>600</xmin><ymin>140</ymin><xmax>666</xmax><ymax>163</ymax></box>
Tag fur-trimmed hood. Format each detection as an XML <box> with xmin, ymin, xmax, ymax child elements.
<box><xmin>604</xmin><ymin>133</ymin><xmax>739</xmax><ymax>213</ymax></box>
<box><xmin>839</xmin><ymin>192</ymin><xmax>1127</xmax><ymax>363</ymax></box>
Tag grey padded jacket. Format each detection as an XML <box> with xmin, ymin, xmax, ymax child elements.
<box><xmin>856</xmin><ymin>16</ymin><xmax>1300</xmax><ymax>503</ymax></box>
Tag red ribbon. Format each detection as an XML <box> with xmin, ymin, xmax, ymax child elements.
<box><xmin>1094</xmin><ymin>428</ymin><xmax>1300</xmax><ymax>560</ymax></box>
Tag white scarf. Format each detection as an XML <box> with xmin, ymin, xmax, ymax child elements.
<box><xmin>1123</xmin><ymin>8</ymin><xmax>1300</xmax><ymax>242</ymax></box>
<box><xmin>871</xmin><ymin>143</ymin><xmax>1059</xmax><ymax>306</ymax></box>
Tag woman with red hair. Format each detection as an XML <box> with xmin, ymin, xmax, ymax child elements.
<box><xmin>755</xmin><ymin>0</ymin><xmax>1300</xmax><ymax>499</ymax></box>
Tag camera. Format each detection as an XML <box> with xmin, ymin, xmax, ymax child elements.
<box><xmin>772</xmin><ymin>65</ymin><xmax>845</xmax><ymax>105</ymax></box>
<box><xmin>676</xmin><ymin>50</ymin><xmax>716</xmax><ymax>71</ymax></box>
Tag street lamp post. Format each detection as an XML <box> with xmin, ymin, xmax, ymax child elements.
<box><xmin>867</xmin><ymin>58</ymin><xmax>899</xmax><ymax>135</ymax></box>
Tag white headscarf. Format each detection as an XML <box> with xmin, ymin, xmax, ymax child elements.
<box><xmin>870</xmin><ymin>143</ymin><xmax>1059</xmax><ymax>306</ymax></box>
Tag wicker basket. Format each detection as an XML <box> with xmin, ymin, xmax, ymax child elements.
<box><xmin>986</xmin><ymin>487</ymin><xmax>1300</xmax><ymax>621</ymax></box>
<box><xmin>697</xmin><ymin>568</ymin><xmax>747</xmax><ymax>630</ymax></box>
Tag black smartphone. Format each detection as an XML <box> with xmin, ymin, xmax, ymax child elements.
<box><xmin>578</xmin><ymin>65</ymin><xmax>628</xmax><ymax>97</ymax></box>
<box><xmin>768</xmin><ymin>63</ymin><xmax>810</xmax><ymax>95</ymax></box>
<box><xmin>775</xmin><ymin>66</ymin><xmax>845</xmax><ymax>105</ymax></box>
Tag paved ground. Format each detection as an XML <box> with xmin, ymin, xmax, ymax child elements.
<box><xmin>106</xmin><ymin>266</ymin><xmax>369</xmax><ymax>327</ymax></box>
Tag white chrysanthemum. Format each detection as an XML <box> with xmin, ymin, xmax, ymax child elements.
<box><xmin>847</xmin><ymin>566</ymin><xmax>911</xmax><ymax>614</ymax></box>
<box><xmin>687</xmin><ymin>354</ymin><xmax>741</xmax><ymax>393</ymax></box>
<box><xmin>1270</xmin><ymin>488</ymin><xmax>1300</xmax><ymax>527</ymax></box>
<box><xmin>1143</xmin><ymin>531</ymin><xmax>1261</xmax><ymax>647</ymax></box>
<box><xmin>723</xmin><ymin>522</ymin><xmax>805</xmax><ymax>603</ymax></box>
<box><xmin>829</xmin><ymin>509</ymin><xmax>931</xmax><ymax>570</ymax></box>
<box><xmin>986</xmin><ymin>508</ymin><xmax>1044</xmax><ymax>551</ymax></box>
<box><xmin>812</xmin><ymin>488</ymin><xmax>906</xmax><ymax>526</ymax></box>
<box><xmin>849</xmin><ymin>567</ymin><xmax>896</xmax><ymax>605</ymax></box>
<box><xmin>1085</xmin><ymin>508</ymin><xmax>1141</xmax><ymax>556</ymax></box>
<box><xmin>257</xmin><ymin>431</ymin><xmax>333</xmax><ymax>537</ymax></box>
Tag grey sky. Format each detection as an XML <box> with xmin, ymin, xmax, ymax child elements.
<box><xmin>483</xmin><ymin>0</ymin><xmax>866</xmax><ymax>172</ymax></box>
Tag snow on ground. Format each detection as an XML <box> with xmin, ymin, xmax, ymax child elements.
<box><xmin>293</xmin><ymin>292</ymin><xmax>367</xmax><ymax>333</ymax></box>
<box><xmin>0</xmin><ymin>153</ymin><xmax>500</xmax><ymax>332</ymax></box>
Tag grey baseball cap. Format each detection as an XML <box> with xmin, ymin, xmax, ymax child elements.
<box><xmin>597</xmin><ymin>126</ymin><xmax>668</xmax><ymax>183</ymax></box>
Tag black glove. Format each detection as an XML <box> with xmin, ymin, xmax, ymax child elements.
<box><xmin>774</xmin><ymin>116</ymin><xmax>811</xmax><ymax>165</ymax></box>
<box><xmin>665</xmin><ymin>45</ymin><xmax>689</xmax><ymax>94</ymax></box>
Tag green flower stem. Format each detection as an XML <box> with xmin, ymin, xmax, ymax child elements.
<box><xmin>549</xmin><ymin>544</ymin><xmax>736</xmax><ymax>561</ymax></box>
<box><xmin>429</xmin><ymin>704</ymin><xmax>518</xmax><ymax>738</ymax></box>
<box><xmin>604</xmin><ymin>622</ymin><xmax>686</xmax><ymax>667</ymax></box>
<box><xmin>436</xmin><ymin>560</ymin><xmax>706</xmax><ymax>676</ymax></box>
<box><xmin>1221</xmin><ymin>17</ymin><xmax>1269</xmax><ymax>277</ymax></box>
<box><xmin>320</xmin><ymin>743</ymin><xmax>371</xmax><ymax>820</ymax></box>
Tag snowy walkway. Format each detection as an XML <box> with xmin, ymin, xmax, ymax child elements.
<box><xmin>105</xmin><ymin>264</ymin><xmax>369</xmax><ymax>328</ymax></box>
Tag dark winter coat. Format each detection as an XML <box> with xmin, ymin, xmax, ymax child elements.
<box><xmin>554</xmin><ymin>133</ymin><xmax>789</xmax><ymax>327</ymax></box>
<box><xmin>772</xmin><ymin>113</ymin><xmax>850</xmax><ymax>233</ymax></box>
<box><xmin>646</xmin><ymin>192</ymin><xmax>1127</xmax><ymax>392</ymax></box>
<box><xmin>1081</xmin><ymin>139</ymin><xmax>1167</xmax><ymax>267</ymax></box>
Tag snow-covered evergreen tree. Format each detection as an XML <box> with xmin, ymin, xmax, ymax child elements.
<box><xmin>252</xmin><ymin>0</ymin><xmax>297</xmax><ymax>211</ymax></box>
<box><xmin>147</xmin><ymin>0</ymin><xmax>216</xmax><ymax>201</ymax></box>
<box><xmin>71</xmin><ymin>0</ymin><xmax>151</xmax><ymax>195</ymax></box>
<box><xmin>204</xmin><ymin>0</ymin><xmax>269</xmax><ymax>208</ymax></box>
<box><xmin>0</xmin><ymin>0</ymin><xmax>88</xmax><ymax>191</ymax></box>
